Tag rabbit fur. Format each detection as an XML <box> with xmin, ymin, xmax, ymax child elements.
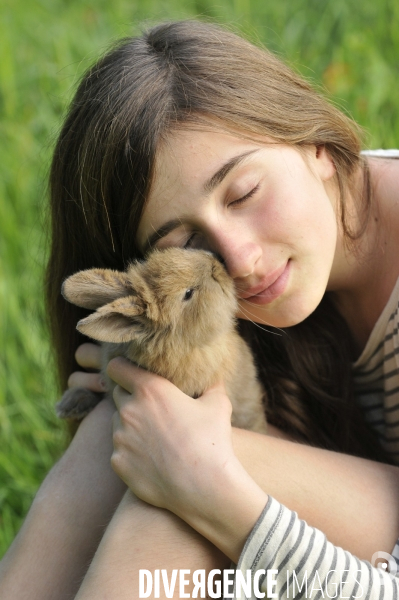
<box><xmin>56</xmin><ymin>248</ymin><xmax>268</xmax><ymax>434</ymax></box>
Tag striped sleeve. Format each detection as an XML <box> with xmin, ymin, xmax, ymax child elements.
<box><xmin>228</xmin><ymin>496</ymin><xmax>399</xmax><ymax>600</ymax></box>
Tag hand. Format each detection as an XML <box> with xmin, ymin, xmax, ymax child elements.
<box><xmin>108</xmin><ymin>357</ymin><xmax>268</xmax><ymax>563</ymax></box>
<box><xmin>109</xmin><ymin>357</ymin><xmax>235</xmax><ymax>515</ymax></box>
<box><xmin>68</xmin><ymin>343</ymin><xmax>107</xmax><ymax>393</ymax></box>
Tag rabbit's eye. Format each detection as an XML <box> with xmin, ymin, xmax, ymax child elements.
<box><xmin>183</xmin><ymin>288</ymin><xmax>194</xmax><ymax>301</ymax></box>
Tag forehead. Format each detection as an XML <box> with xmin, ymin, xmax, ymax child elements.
<box><xmin>137</xmin><ymin>128</ymin><xmax>264</xmax><ymax>248</ymax></box>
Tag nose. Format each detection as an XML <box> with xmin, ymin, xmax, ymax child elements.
<box><xmin>216</xmin><ymin>238</ymin><xmax>262</xmax><ymax>280</ymax></box>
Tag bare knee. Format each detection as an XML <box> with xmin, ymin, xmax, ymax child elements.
<box><xmin>75</xmin><ymin>491</ymin><xmax>229</xmax><ymax>599</ymax></box>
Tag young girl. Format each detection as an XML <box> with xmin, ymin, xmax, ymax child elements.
<box><xmin>1</xmin><ymin>19</ymin><xmax>399</xmax><ymax>599</ymax></box>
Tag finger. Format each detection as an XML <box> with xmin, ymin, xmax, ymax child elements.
<box><xmin>200</xmin><ymin>380</ymin><xmax>227</xmax><ymax>401</ymax></box>
<box><xmin>106</xmin><ymin>357</ymin><xmax>170</xmax><ymax>395</ymax></box>
<box><xmin>112</xmin><ymin>409</ymin><xmax>121</xmax><ymax>433</ymax></box>
<box><xmin>204</xmin><ymin>379</ymin><xmax>226</xmax><ymax>394</ymax></box>
<box><xmin>67</xmin><ymin>371</ymin><xmax>107</xmax><ymax>392</ymax></box>
<box><xmin>112</xmin><ymin>383</ymin><xmax>137</xmax><ymax>412</ymax></box>
<box><xmin>200</xmin><ymin>380</ymin><xmax>232</xmax><ymax>414</ymax></box>
<box><xmin>75</xmin><ymin>343</ymin><xmax>102</xmax><ymax>369</ymax></box>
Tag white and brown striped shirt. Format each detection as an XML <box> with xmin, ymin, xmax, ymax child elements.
<box><xmin>229</xmin><ymin>151</ymin><xmax>399</xmax><ymax>599</ymax></box>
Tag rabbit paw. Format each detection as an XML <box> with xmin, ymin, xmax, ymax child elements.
<box><xmin>56</xmin><ymin>387</ymin><xmax>103</xmax><ymax>421</ymax></box>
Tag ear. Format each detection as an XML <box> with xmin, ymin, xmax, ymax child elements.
<box><xmin>62</xmin><ymin>269</ymin><xmax>131</xmax><ymax>309</ymax></box>
<box><xmin>314</xmin><ymin>145</ymin><xmax>336</xmax><ymax>181</ymax></box>
<box><xmin>76</xmin><ymin>296</ymin><xmax>146</xmax><ymax>343</ymax></box>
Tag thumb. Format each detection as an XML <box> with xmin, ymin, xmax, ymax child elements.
<box><xmin>200</xmin><ymin>380</ymin><xmax>232</xmax><ymax>412</ymax></box>
<box><xmin>202</xmin><ymin>379</ymin><xmax>227</xmax><ymax>397</ymax></box>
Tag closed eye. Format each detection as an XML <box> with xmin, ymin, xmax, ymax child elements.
<box><xmin>228</xmin><ymin>183</ymin><xmax>260</xmax><ymax>207</ymax></box>
<box><xmin>183</xmin><ymin>183</ymin><xmax>260</xmax><ymax>249</ymax></box>
<box><xmin>183</xmin><ymin>232</ymin><xmax>201</xmax><ymax>249</ymax></box>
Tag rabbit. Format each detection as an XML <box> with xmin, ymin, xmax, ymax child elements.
<box><xmin>56</xmin><ymin>247</ymin><xmax>268</xmax><ymax>434</ymax></box>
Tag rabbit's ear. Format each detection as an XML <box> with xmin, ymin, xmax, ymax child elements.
<box><xmin>62</xmin><ymin>269</ymin><xmax>131</xmax><ymax>309</ymax></box>
<box><xmin>76</xmin><ymin>296</ymin><xmax>146</xmax><ymax>343</ymax></box>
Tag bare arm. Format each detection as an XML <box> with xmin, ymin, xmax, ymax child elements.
<box><xmin>170</xmin><ymin>423</ymin><xmax>399</xmax><ymax>563</ymax></box>
<box><xmin>232</xmin><ymin>427</ymin><xmax>399</xmax><ymax>559</ymax></box>
<box><xmin>109</xmin><ymin>356</ymin><xmax>399</xmax><ymax>563</ymax></box>
<box><xmin>5</xmin><ymin>343</ymin><xmax>397</xmax><ymax>599</ymax></box>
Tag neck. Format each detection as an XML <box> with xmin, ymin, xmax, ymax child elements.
<box><xmin>327</xmin><ymin>157</ymin><xmax>399</xmax><ymax>353</ymax></box>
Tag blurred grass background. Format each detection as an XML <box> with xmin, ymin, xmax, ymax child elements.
<box><xmin>1</xmin><ymin>0</ymin><xmax>398</xmax><ymax>558</ymax></box>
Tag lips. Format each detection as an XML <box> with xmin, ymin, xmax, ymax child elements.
<box><xmin>239</xmin><ymin>260</ymin><xmax>291</xmax><ymax>305</ymax></box>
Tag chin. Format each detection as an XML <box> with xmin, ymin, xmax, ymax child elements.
<box><xmin>239</xmin><ymin>290</ymin><xmax>324</xmax><ymax>329</ymax></box>
<box><xmin>277</xmin><ymin>291</ymin><xmax>325</xmax><ymax>328</ymax></box>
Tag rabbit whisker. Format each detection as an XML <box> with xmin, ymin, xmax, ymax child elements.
<box><xmin>238</xmin><ymin>303</ymin><xmax>283</xmax><ymax>337</ymax></box>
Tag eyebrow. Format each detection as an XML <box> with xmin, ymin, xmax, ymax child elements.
<box><xmin>144</xmin><ymin>218</ymin><xmax>186</xmax><ymax>254</ymax></box>
<box><xmin>203</xmin><ymin>149</ymin><xmax>259</xmax><ymax>194</ymax></box>
<box><xmin>143</xmin><ymin>148</ymin><xmax>260</xmax><ymax>253</ymax></box>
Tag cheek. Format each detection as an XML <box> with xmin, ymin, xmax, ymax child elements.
<box><xmin>264</xmin><ymin>185</ymin><xmax>337</xmax><ymax>255</ymax></box>
<box><xmin>238</xmin><ymin>199</ymin><xmax>337</xmax><ymax>327</ymax></box>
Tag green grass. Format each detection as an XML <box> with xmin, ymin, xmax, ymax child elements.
<box><xmin>1</xmin><ymin>0</ymin><xmax>398</xmax><ymax>558</ymax></box>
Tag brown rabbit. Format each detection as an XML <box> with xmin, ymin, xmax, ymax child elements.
<box><xmin>56</xmin><ymin>248</ymin><xmax>268</xmax><ymax>434</ymax></box>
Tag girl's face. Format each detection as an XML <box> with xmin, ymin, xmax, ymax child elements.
<box><xmin>137</xmin><ymin>129</ymin><xmax>339</xmax><ymax>327</ymax></box>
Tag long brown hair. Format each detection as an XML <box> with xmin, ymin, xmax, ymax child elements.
<box><xmin>46</xmin><ymin>20</ymin><xmax>386</xmax><ymax>460</ymax></box>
